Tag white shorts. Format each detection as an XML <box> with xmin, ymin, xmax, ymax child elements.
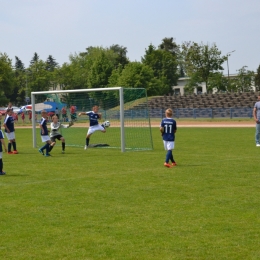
<box><xmin>87</xmin><ymin>124</ymin><xmax>106</xmax><ymax>135</ymax></box>
<box><xmin>0</xmin><ymin>152</ymin><xmax>2</xmax><ymax>159</ymax></box>
<box><xmin>163</xmin><ymin>141</ymin><xmax>175</xmax><ymax>150</ymax></box>
<box><xmin>5</xmin><ymin>132</ymin><xmax>15</xmax><ymax>140</ymax></box>
<box><xmin>41</xmin><ymin>135</ymin><xmax>51</xmax><ymax>142</ymax></box>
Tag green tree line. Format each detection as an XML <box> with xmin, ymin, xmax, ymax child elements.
<box><xmin>0</xmin><ymin>38</ymin><xmax>259</xmax><ymax>106</ymax></box>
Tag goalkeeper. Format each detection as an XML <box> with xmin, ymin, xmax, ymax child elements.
<box><xmin>49</xmin><ymin>115</ymin><xmax>73</xmax><ymax>154</ymax></box>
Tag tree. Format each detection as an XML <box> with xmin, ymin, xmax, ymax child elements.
<box><xmin>181</xmin><ymin>42</ymin><xmax>227</xmax><ymax>92</ymax></box>
<box><xmin>116</xmin><ymin>62</ymin><xmax>165</xmax><ymax>96</ymax></box>
<box><xmin>15</xmin><ymin>56</ymin><xmax>25</xmax><ymax>72</ymax></box>
<box><xmin>142</xmin><ymin>44</ymin><xmax>178</xmax><ymax>94</ymax></box>
<box><xmin>30</xmin><ymin>52</ymin><xmax>40</xmax><ymax>66</ymax></box>
<box><xmin>109</xmin><ymin>44</ymin><xmax>129</xmax><ymax>68</ymax></box>
<box><xmin>158</xmin><ymin>37</ymin><xmax>179</xmax><ymax>56</ymax></box>
<box><xmin>0</xmin><ymin>53</ymin><xmax>14</xmax><ymax>105</ymax></box>
<box><xmin>234</xmin><ymin>66</ymin><xmax>255</xmax><ymax>92</ymax></box>
<box><xmin>12</xmin><ymin>56</ymin><xmax>26</xmax><ymax>105</ymax></box>
<box><xmin>46</xmin><ymin>55</ymin><xmax>59</xmax><ymax>71</ymax></box>
<box><xmin>255</xmin><ymin>65</ymin><xmax>260</xmax><ymax>92</ymax></box>
<box><xmin>87</xmin><ymin>51</ymin><xmax>114</xmax><ymax>89</ymax></box>
<box><xmin>207</xmin><ymin>72</ymin><xmax>229</xmax><ymax>93</ymax></box>
<box><xmin>27</xmin><ymin>59</ymin><xmax>52</xmax><ymax>95</ymax></box>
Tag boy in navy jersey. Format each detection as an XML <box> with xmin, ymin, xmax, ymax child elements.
<box><xmin>38</xmin><ymin>110</ymin><xmax>51</xmax><ymax>157</ymax></box>
<box><xmin>160</xmin><ymin>108</ymin><xmax>177</xmax><ymax>168</ymax></box>
<box><xmin>3</xmin><ymin>108</ymin><xmax>18</xmax><ymax>154</ymax></box>
<box><xmin>0</xmin><ymin>113</ymin><xmax>7</xmax><ymax>175</ymax></box>
<box><xmin>78</xmin><ymin>105</ymin><xmax>106</xmax><ymax>149</ymax></box>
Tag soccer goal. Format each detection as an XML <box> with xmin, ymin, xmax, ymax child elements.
<box><xmin>31</xmin><ymin>87</ymin><xmax>153</xmax><ymax>152</ymax></box>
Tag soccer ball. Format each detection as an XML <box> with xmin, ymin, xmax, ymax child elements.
<box><xmin>104</xmin><ymin>121</ymin><xmax>110</xmax><ymax>127</ymax></box>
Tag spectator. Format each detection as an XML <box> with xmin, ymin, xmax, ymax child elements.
<box><xmin>55</xmin><ymin>107</ymin><xmax>59</xmax><ymax>119</ymax></box>
<box><xmin>28</xmin><ymin>110</ymin><xmax>32</xmax><ymax>123</ymax></box>
<box><xmin>70</xmin><ymin>105</ymin><xmax>77</xmax><ymax>122</ymax></box>
<box><xmin>61</xmin><ymin>106</ymin><xmax>67</xmax><ymax>122</ymax></box>
<box><xmin>21</xmin><ymin>112</ymin><xmax>25</xmax><ymax>124</ymax></box>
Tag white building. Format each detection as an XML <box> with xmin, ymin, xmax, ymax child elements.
<box><xmin>172</xmin><ymin>74</ymin><xmax>244</xmax><ymax>96</ymax></box>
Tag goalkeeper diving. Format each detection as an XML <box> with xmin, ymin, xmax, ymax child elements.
<box><xmin>49</xmin><ymin>115</ymin><xmax>74</xmax><ymax>154</ymax></box>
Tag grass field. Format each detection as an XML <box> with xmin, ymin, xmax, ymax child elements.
<box><xmin>1</xmin><ymin>126</ymin><xmax>260</xmax><ymax>259</ymax></box>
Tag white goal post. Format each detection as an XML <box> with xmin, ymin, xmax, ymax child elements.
<box><xmin>31</xmin><ymin>87</ymin><xmax>126</xmax><ymax>152</ymax></box>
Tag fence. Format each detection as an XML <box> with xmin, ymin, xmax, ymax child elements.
<box><xmin>123</xmin><ymin>108</ymin><xmax>253</xmax><ymax>119</ymax></box>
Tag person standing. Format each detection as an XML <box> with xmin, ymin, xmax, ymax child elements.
<box><xmin>160</xmin><ymin>108</ymin><xmax>177</xmax><ymax>168</ymax></box>
<box><xmin>0</xmin><ymin>127</ymin><xmax>7</xmax><ymax>175</ymax></box>
<box><xmin>21</xmin><ymin>111</ymin><xmax>25</xmax><ymax>124</ymax></box>
<box><xmin>70</xmin><ymin>105</ymin><xmax>77</xmax><ymax>122</ymax></box>
<box><xmin>28</xmin><ymin>110</ymin><xmax>32</xmax><ymax>123</ymax></box>
<box><xmin>38</xmin><ymin>110</ymin><xmax>51</xmax><ymax>157</ymax></box>
<box><xmin>55</xmin><ymin>107</ymin><xmax>59</xmax><ymax>119</ymax></box>
<box><xmin>253</xmin><ymin>95</ymin><xmax>260</xmax><ymax>147</ymax></box>
<box><xmin>3</xmin><ymin>108</ymin><xmax>18</xmax><ymax>154</ymax></box>
<box><xmin>78</xmin><ymin>105</ymin><xmax>106</xmax><ymax>149</ymax></box>
<box><xmin>61</xmin><ymin>106</ymin><xmax>67</xmax><ymax>122</ymax></box>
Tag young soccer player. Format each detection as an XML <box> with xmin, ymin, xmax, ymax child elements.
<box><xmin>38</xmin><ymin>110</ymin><xmax>51</xmax><ymax>157</ymax></box>
<box><xmin>160</xmin><ymin>108</ymin><xmax>177</xmax><ymax>168</ymax></box>
<box><xmin>0</xmin><ymin>113</ymin><xmax>7</xmax><ymax>175</ymax></box>
<box><xmin>3</xmin><ymin>108</ymin><xmax>18</xmax><ymax>154</ymax></box>
<box><xmin>78</xmin><ymin>105</ymin><xmax>106</xmax><ymax>149</ymax></box>
<box><xmin>49</xmin><ymin>115</ymin><xmax>73</xmax><ymax>153</ymax></box>
<box><xmin>0</xmin><ymin>128</ymin><xmax>7</xmax><ymax>175</ymax></box>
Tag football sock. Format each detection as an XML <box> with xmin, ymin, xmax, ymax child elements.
<box><xmin>0</xmin><ymin>158</ymin><xmax>3</xmax><ymax>172</ymax></box>
<box><xmin>46</xmin><ymin>143</ymin><xmax>50</xmax><ymax>155</ymax></box>
<box><xmin>12</xmin><ymin>142</ymin><xmax>17</xmax><ymax>151</ymax></box>
<box><xmin>49</xmin><ymin>145</ymin><xmax>54</xmax><ymax>152</ymax></box>
<box><xmin>86</xmin><ymin>138</ymin><xmax>90</xmax><ymax>146</ymax></box>
<box><xmin>8</xmin><ymin>143</ymin><xmax>11</xmax><ymax>152</ymax></box>
<box><xmin>166</xmin><ymin>150</ymin><xmax>173</xmax><ymax>163</ymax></box>
<box><xmin>170</xmin><ymin>153</ymin><xmax>175</xmax><ymax>163</ymax></box>
<box><xmin>41</xmin><ymin>143</ymin><xmax>50</xmax><ymax>153</ymax></box>
<box><xmin>62</xmin><ymin>142</ymin><xmax>65</xmax><ymax>151</ymax></box>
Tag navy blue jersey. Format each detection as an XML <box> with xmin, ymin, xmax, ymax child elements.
<box><xmin>160</xmin><ymin>118</ymin><xmax>177</xmax><ymax>141</ymax></box>
<box><xmin>40</xmin><ymin>117</ymin><xmax>49</xmax><ymax>135</ymax></box>
<box><xmin>4</xmin><ymin>115</ymin><xmax>15</xmax><ymax>132</ymax></box>
<box><xmin>86</xmin><ymin>111</ymin><xmax>100</xmax><ymax>126</ymax></box>
<box><xmin>0</xmin><ymin>130</ymin><xmax>4</xmax><ymax>152</ymax></box>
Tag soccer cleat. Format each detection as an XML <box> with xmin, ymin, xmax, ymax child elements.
<box><xmin>13</xmin><ymin>150</ymin><xmax>18</xmax><ymax>154</ymax></box>
<box><xmin>172</xmin><ymin>162</ymin><xmax>177</xmax><ymax>166</ymax></box>
<box><xmin>0</xmin><ymin>171</ymin><xmax>6</xmax><ymax>175</ymax></box>
<box><xmin>256</xmin><ymin>144</ymin><xmax>260</xmax><ymax>147</ymax></box>
<box><xmin>38</xmin><ymin>149</ymin><xmax>44</xmax><ymax>155</ymax></box>
<box><xmin>84</xmin><ymin>145</ymin><xmax>88</xmax><ymax>150</ymax></box>
<box><xmin>62</xmin><ymin>150</ymin><xmax>65</xmax><ymax>154</ymax></box>
<box><xmin>164</xmin><ymin>162</ymin><xmax>172</xmax><ymax>168</ymax></box>
<box><xmin>7</xmin><ymin>151</ymin><xmax>13</xmax><ymax>154</ymax></box>
<box><xmin>45</xmin><ymin>154</ymin><xmax>51</xmax><ymax>157</ymax></box>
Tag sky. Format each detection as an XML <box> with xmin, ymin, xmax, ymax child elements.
<box><xmin>1</xmin><ymin>0</ymin><xmax>260</xmax><ymax>75</ymax></box>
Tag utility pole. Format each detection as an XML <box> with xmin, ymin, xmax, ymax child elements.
<box><xmin>227</xmin><ymin>50</ymin><xmax>235</xmax><ymax>80</ymax></box>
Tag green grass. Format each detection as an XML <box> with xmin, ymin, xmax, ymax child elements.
<box><xmin>1</xmin><ymin>127</ymin><xmax>260</xmax><ymax>259</ymax></box>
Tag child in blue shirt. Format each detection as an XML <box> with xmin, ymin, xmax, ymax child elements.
<box><xmin>160</xmin><ymin>108</ymin><xmax>177</xmax><ymax>168</ymax></box>
<box><xmin>78</xmin><ymin>105</ymin><xmax>106</xmax><ymax>149</ymax></box>
<box><xmin>0</xmin><ymin>113</ymin><xmax>7</xmax><ymax>175</ymax></box>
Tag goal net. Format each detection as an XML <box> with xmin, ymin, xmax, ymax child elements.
<box><xmin>31</xmin><ymin>87</ymin><xmax>153</xmax><ymax>152</ymax></box>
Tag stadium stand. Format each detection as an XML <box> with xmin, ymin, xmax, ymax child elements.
<box><xmin>130</xmin><ymin>91</ymin><xmax>259</xmax><ymax>119</ymax></box>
